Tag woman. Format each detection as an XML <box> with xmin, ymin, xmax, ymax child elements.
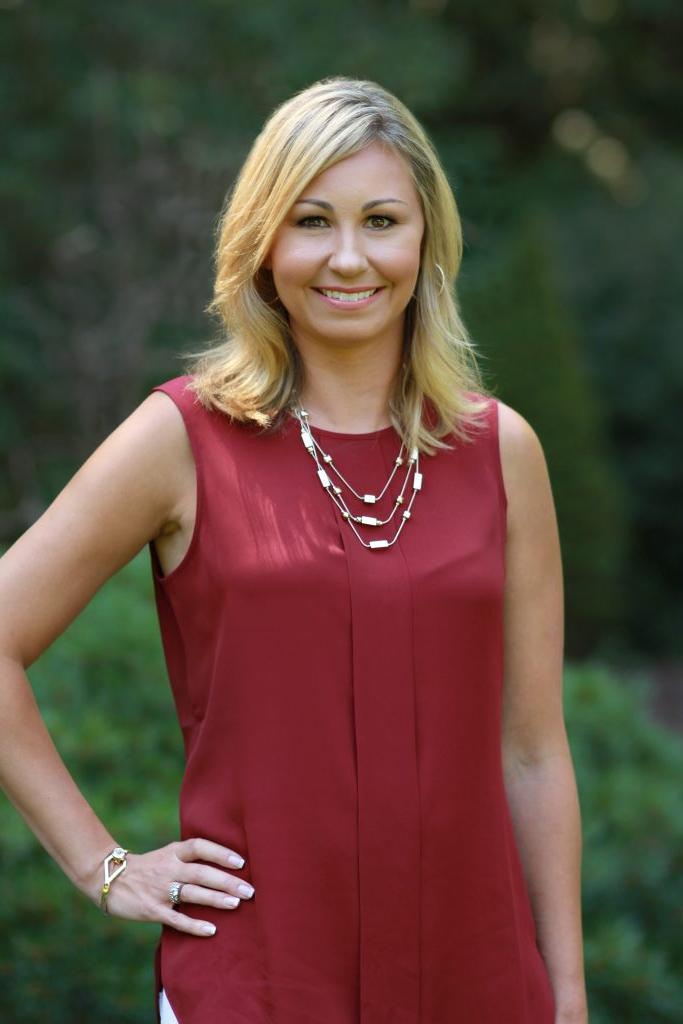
<box><xmin>0</xmin><ymin>77</ymin><xmax>588</xmax><ymax>1023</ymax></box>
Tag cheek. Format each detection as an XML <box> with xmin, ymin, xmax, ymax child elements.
<box><xmin>385</xmin><ymin>250</ymin><xmax>421</xmax><ymax>288</ymax></box>
<box><xmin>380</xmin><ymin>232</ymin><xmax>423</xmax><ymax>281</ymax></box>
<box><xmin>270</xmin><ymin>238</ymin><xmax>320</xmax><ymax>285</ymax></box>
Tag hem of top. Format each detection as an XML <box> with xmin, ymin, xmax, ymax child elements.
<box><xmin>159</xmin><ymin>987</ymin><xmax>181</xmax><ymax>1024</ymax></box>
<box><xmin>154</xmin><ymin>935</ymin><xmax>163</xmax><ymax>1024</ymax></box>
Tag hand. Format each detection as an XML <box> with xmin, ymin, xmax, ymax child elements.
<box><xmin>84</xmin><ymin>838</ymin><xmax>254</xmax><ymax>937</ymax></box>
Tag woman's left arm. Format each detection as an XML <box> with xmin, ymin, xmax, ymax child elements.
<box><xmin>497</xmin><ymin>400</ymin><xmax>588</xmax><ymax>1024</ymax></box>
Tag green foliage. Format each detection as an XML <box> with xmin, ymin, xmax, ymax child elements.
<box><xmin>461</xmin><ymin>212</ymin><xmax>629</xmax><ymax>656</ymax></box>
<box><xmin>0</xmin><ymin>553</ymin><xmax>681</xmax><ymax>1019</ymax></box>
<box><xmin>568</xmin><ymin>663</ymin><xmax>683</xmax><ymax>1022</ymax></box>
<box><xmin>549</xmin><ymin>148</ymin><xmax>683</xmax><ymax>654</ymax></box>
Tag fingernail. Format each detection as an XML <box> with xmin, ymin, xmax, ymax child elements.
<box><xmin>237</xmin><ymin>883</ymin><xmax>254</xmax><ymax>898</ymax></box>
<box><xmin>223</xmin><ymin>896</ymin><xmax>240</xmax><ymax>908</ymax></box>
<box><xmin>228</xmin><ymin>853</ymin><xmax>245</xmax><ymax>868</ymax></box>
<box><xmin>202</xmin><ymin>923</ymin><xmax>216</xmax><ymax>935</ymax></box>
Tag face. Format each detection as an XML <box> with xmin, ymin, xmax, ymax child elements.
<box><xmin>263</xmin><ymin>141</ymin><xmax>425</xmax><ymax>355</ymax></box>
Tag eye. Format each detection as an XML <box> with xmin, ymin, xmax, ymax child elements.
<box><xmin>367</xmin><ymin>215</ymin><xmax>396</xmax><ymax>229</ymax></box>
<box><xmin>295</xmin><ymin>215</ymin><xmax>397</xmax><ymax>229</ymax></box>
<box><xmin>296</xmin><ymin>215</ymin><xmax>327</xmax><ymax>228</ymax></box>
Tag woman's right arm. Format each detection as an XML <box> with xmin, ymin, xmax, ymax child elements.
<box><xmin>0</xmin><ymin>391</ymin><xmax>253</xmax><ymax>936</ymax></box>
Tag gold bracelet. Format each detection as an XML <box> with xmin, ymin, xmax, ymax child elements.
<box><xmin>99</xmin><ymin>846</ymin><xmax>128</xmax><ymax>914</ymax></box>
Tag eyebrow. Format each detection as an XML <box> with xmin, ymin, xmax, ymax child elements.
<box><xmin>293</xmin><ymin>198</ymin><xmax>409</xmax><ymax>212</ymax></box>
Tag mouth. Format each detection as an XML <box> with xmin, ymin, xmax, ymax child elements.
<box><xmin>312</xmin><ymin>286</ymin><xmax>385</xmax><ymax>309</ymax></box>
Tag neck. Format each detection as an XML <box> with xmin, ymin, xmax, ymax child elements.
<box><xmin>295</xmin><ymin>396</ymin><xmax>394</xmax><ymax>433</ymax></box>
<box><xmin>292</xmin><ymin>337</ymin><xmax>404</xmax><ymax>433</ymax></box>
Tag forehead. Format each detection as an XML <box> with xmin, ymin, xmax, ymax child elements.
<box><xmin>299</xmin><ymin>143</ymin><xmax>418</xmax><ymax>203</ymax></box>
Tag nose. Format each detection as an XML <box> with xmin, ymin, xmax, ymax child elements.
<box><xmin>325</xmin><ymin>228</ymin><xmax>369</xmax><ymax>276</ymax></box>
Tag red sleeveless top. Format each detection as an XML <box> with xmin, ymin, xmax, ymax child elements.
<box><xmin>149</xmin><ymin>374</ymin><xmax>555</xmax><ymax>1023</ymax></box>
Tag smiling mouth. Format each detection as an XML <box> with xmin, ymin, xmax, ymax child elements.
<box><xmin>313</xmin><ymin>287</ymin><xmax>384</xmax><ymax>303</ymax></box>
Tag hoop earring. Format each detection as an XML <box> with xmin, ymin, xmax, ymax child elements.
<box><xmin>435</xmin><ymin>263</ymin><xmax>446</xmax><ymax>296</ymax></box>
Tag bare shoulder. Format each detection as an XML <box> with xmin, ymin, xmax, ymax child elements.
<box><xmin>495</xmin><ymin>398</ymin><xmax>554</xmax><ymax>531</ymax></box>
<box><xmin>123</xmin><ymin>389</ymin><xmax>195</xmax><ymax>515</ymax></box>
<box><xmin>118</xmin><ymin>387</ymin><xmax>191</xmax><ymax>459</ymax></box>
<box><xmin>494</xmin><ymin>401</ymin><xmax>565</xmax><ymax>764</ymax></box>
<box><xmin>64</xmin><ymin>388</ymin><xmax>195</xmax><ymax>535</ymax></box>
<box><xmin>0</xmin><ymin>388</ymin><xmax>195</xmax><ymax>666</ymax></box>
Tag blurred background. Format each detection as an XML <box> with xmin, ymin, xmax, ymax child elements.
<box><xmin>1</xmin><ymin>1</ymin><xmax>681</xmax><ymax>1020</ymax></box>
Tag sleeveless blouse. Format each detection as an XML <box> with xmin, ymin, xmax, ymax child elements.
<box><xmin>148</xmin><ymin>374</ymin><xmax>555</xmax><ymax>1023</ymax></box>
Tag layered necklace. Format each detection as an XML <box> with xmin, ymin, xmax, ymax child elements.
<box><xmin>291</xmin><ymin>407</ymin><xmax>423</xmax><ymax>550</ymax></box>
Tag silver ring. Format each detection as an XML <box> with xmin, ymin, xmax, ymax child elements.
<box><xmin>168</xmin><ymin>881</ymin><xmax>184</xmax><ymax>908</ymax></box>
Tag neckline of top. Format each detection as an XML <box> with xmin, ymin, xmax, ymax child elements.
<box><xmin>286</xmin><ymin>412</ymin><xmax>396</xmax><ymax>440</ymax></box>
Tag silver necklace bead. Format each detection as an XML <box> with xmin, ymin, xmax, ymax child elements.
<box><xmin>292</xmin><ymin>406</ymin><xmax>422</xmax><ymax>550</ymax></box>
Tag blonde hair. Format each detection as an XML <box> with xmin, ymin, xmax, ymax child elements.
<box><xmin>184</xmin><ymin>75</ymin><xmax>492</xmax><ymax>453</ymax></box>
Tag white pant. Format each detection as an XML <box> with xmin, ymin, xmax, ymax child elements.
<box><xmin>159</xmin><ymin>987</ymin><xmax>180</xmax><ymax>1024</ymax></box>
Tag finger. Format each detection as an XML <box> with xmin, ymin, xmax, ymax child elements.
<box><xmin>176</xmin><ymin>884</ymin><xmax>241</xmax><ymax>910</ymax></box>
<box><xmin>159</xmin><ymin>905</ymin><xmax>219</xmax><ymax>937</ymax></box>
<box><xmin>181</xmin><ymin>863</ymin><xmax>255</xmax><ymax>899</ymax></box>
<box><xmin>175</xmin><ymin>837</ymin><xmax>245</xmax><ymax>869</ymax></box>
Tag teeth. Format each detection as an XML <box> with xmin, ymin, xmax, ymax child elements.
<box><xmin>320</xmin><ymin>288</ymin><xmax>378</xmax><ymax>302</ymax></box>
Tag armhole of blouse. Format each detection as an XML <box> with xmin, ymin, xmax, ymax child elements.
<box><xmin>148</xmin><ymin>383</ymin><xmax>204</xmax><ymax>586</ymax></box>
<box><xmin>490</xmin><ymin>397</ymin><xmax>509</xmax><ymax>514</ymax></box>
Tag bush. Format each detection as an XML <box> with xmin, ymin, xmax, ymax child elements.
<box><xmin>567</xmin><ymin>662</ymin><xmax>683</xmax><ymax>1022</ymax></box>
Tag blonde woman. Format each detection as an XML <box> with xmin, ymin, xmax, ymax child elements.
<box><xmin>0</xmin><ymin>77</ymin><xmax>587</xmax><ymax>1023</ymax></box>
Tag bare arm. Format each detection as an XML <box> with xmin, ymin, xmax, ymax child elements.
<box><xmin>0</xmin><ymin>391</ymin><xmax>253</xmax><ymax>936</ymax></box>
<box><xmin>498</xmin><ymin>400</ymin><xmax>588</xmax><ymax>1023</ymax></box>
